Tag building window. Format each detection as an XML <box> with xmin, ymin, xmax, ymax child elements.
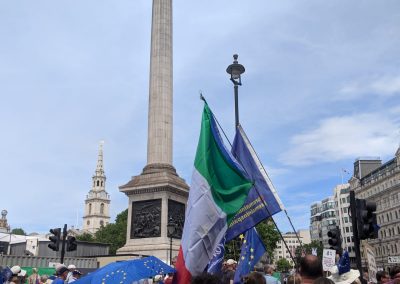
<box><xmin>100</xmin><ymin>220</ymin><xmax>104</xmax><ymax>227</ymax></box>
<box><xmin>89</xmin><ymin>203</ymin><xmax>92</xmax><ymax>215</ymax></box>
<box><xmin>87</xmin><ymin>220</ymin><xmax>90</xmax><ymax>225</ymax></box>
<box><xmin>97</xmin><ymin>180</ymin><xmax>100</xmax><ymax>186</ymax></box>
<box><xmin>100</xmin><ymin>203</ymin><xmax>104</xmax><ymax>214</ymax></box>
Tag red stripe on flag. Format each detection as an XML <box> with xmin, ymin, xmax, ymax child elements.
<box><xmin>173</xmin><ymin>246</ymin><xmax>192</xmax><ymax>284</ymax></box>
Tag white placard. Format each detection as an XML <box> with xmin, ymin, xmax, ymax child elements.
<box><xmin>322</xmin><ymin>249</ymin><xmax>336</xmax><ymax>271</ymax></box>
<box><xmin>364</xmin><ymin>242</ymin><xmax>377</xmax><ymax>284</ymax></box>
<box><xmin>388</xmin><ymin>256</ymin><xmax>400</xmax><ymax>264</ymax></box>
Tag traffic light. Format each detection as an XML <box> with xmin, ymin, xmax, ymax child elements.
<box><xmin>48</xmin><ymin>228</ymin><xmax>61</xmax><ymax>251</ymax></box>
<box><xmin>327</xmin><ymin>227</ymin><xmax>341</xmax><ymax>253</ymax></box>
<box><xmin>66</xmin><ymin>236</ymin><xmax>77</xmax><ymax>252</ymax></box>
<box><xmin>356</xmin><ymin>199</ymin><xmax>378</xmax><ymax>240</ymax></box>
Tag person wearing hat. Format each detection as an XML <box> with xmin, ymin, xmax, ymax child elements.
<box><xmin>222</xmin><ymin>259</ymin><xmax>236</xmax><ymax>284</ymax></box>
<box><xmin>66</xmin><ymin>264</ymin><xmax>76</xmax><ymax>283</ymax></box>
<box><xmin>8</xmin><ymin>265</ymin><xmax>27</xmax><ymax>284</ymax></box>
<box><xmin>67</xmin><ymin>270</ymin><xmax>82</xmax><ymax>283</ymax></box>
<box><xmin>328</xmin><ymin>251</ymin><xmax>360</xmax><ymax>284</ymax></box>
<box><xmin>52</xmin><ymin>265</ymin><xmax>69</xmax><ymax>284</ymax></box>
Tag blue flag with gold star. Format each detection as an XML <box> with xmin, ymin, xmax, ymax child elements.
<box><xmin>233</xmin><ymin>227</ymin><xmax>266</xmax><ymax>284</ymax></box>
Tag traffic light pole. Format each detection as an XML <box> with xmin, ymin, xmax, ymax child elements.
<box><xmin>60</xmin><ymin>224</ymin><xmax>67</xmax><ymax>264</ymax></box>
<box><xmin>350</xmin><ymin>191</ymin><xmax>365</xmax><ymax>284</ymax></box>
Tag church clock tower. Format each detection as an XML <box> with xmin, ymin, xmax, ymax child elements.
<box><xmin>83</xmin><ymin>141</ymin><xmax>111</xmax><ymax>234</ymax></box>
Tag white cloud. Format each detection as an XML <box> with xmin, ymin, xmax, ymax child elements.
<box><xmin>280</xmin><ymin>113</ymin><xmax>399</xmax><ymax>166</ymax></box>
<box><xmin>338</xmin><ymin>75</ymin><xmax>400</xmax><ymax>100</ymax></box>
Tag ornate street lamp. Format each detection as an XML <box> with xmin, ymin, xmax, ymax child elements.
<box><xmin>167</xmin><ymin>217</ymin><xmax>176</xmax><ymax>265</ymax></box>
<box><xmin>226</xmin><ymin>54</ymin><xmax>245</xmax><ymax>127</ymax></box>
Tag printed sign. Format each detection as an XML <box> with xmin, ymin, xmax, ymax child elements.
<box><xmin>388</xmin><ymin>256</ymin><xmax>400</xmax><ymax>264</ymax></box>
<box><xmin>322</xmin><ymin>249</ymin><xmax>336</xmax><ymax>271</ymax></box>
<box><xmin>363</xmin><ymin>242</ymin><xmax>377</xmax><ymax>284</ymax></box>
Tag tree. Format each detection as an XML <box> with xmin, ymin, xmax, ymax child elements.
<box><xmin>11</xmin><ymin>228</ymin><xmax>26</xmax><ymax>235</ymax></box>
<box><xmin>256</xmin><ymin>219</ymin><xmax>280</xmax><ymax>260</ymax></box>
<box><xmin>95</xmin><ymin>209</ymin><xmax>127</xmax><ymax>255</ymax></box>
<box><xmin>294</xmin><ymin>240</ymin><xmax>324</xmax><ymax>264</ymax></box>
<box><xmin>76</xmin><ymin>232</ymin><xmax>95</xmax><ymax>242</ymax></box>
<box><xmin>224</xmin><ymin>219</ymin><xmax>280</xmax><ymax>262</ymax></box>
<box><xmin>276</xmin><ymin>258</ymin><xmax>292</xmax><ymax>272</ymax></box>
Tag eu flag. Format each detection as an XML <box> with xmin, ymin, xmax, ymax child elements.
<box><xmin>233</xmin><ymin>227</ymin><xmax>266</xmax><ymax>284</ymax></box>
<box><xmin>226</xmin><ymin>125</ymin><xmax>283</xmax><ymax>241</ymax></box>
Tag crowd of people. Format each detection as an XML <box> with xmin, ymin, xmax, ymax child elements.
<box><xmin>0</xmin><ymin>264</ymin><xmax>82</xmax><ymax>284</ymax></box>
<box><xmin>188</xmin><ymin>254</ymin><xmax>400</xmax><ymax>284</ymax></box>
<box><xmin>2</xmin><ymin>255</ymin><xmax>400</xmax><ymax>284</ymax></box>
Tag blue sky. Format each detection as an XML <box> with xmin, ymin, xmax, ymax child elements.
<box><xmin>1</xmin><ymin>1</ymin><xmax>399</xmax><ymax>234</ymax></box>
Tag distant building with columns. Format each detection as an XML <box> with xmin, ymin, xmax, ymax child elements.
<box><xmin>82</xmin><ymin>142</ymin><xmax>111</xmax><ymax>234</ymax></box>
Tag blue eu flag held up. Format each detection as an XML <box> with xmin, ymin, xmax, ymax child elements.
<box><xmin>233</xmin><ymin>227</ymin><xmax>266</xmax><ymax>284</ymax></box>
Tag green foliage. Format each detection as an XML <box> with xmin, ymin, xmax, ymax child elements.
<box><xmin>294</xmin><ymin>240</ymin><xmax>324</xmax><ymax>264</ymax></box>
<box><xmin>11</xmin><ymin>228</ymin><xmax>26</xmax><ymax>235</ymax></box>
<box><xmin>95</xmin><ymin>209</ymin><xmax>128</xmax><ymax>255</ymax></box>
<box><xmin>276</xmin><ymin>258</ymin><xmax>292</xmax><ymax>272</ymax></box>
<box><xmin>224</xmin><ymin>219</ymin><xmax>280</xmax><ymax>262</ymax></box>
<box><xmin>256</xmin><ymin>219</ymin><xmax>280</xmax><ymax>260</ymax></box>
<box><xmin>76</xmin><ymin>232</ymin><xmax>95</xmax><ymax>242</ymax></box>
<box><xmin>224</xmin><ymin>236</ymin><xmax>241</xmax><ymax>260</ymax></box>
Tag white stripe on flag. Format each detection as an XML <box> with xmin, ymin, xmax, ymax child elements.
<box><xmin>237</xmin><ymin>125</ymin><xmax>285</xmax><ymax>210</ymax></box>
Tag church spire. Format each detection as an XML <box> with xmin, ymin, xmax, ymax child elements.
<box><xmin>83</xmin><ymin>141</ymin><xmax>110</xmax><ymax>234</ymax></box>
<box><xmin>95</xmin><ymin>140</ymin><xmax>105</xmax><ymax>176</ymax></box>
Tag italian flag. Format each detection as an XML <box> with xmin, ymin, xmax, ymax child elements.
<box><xmin>174</xmin><ymin>103</ymin><xmax>252</xmax><ymax>283</ymax></box>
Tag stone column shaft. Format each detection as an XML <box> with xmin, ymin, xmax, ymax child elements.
<box><xmin>147</xmin><ymin>0</ymin><xmax>173</xmax><ymax>165</ymax></box>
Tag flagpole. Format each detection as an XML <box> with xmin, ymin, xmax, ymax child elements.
<box><xmin>237</xmin><ymin>125</ymin><xmax>306</xmax><ymax>255</ymax></box>
<box><xmin>201</xmin><ymin>96</ymin><xmax>300</xmax><ymax>266</ymax></box>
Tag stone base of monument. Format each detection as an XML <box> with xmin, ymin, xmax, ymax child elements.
<box><xmin>117</xmin><ymin>164</ymin><xmax>189</xmax><ymax>264</ymax></box>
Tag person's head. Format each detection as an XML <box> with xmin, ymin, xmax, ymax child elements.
<box><xmin>56</xmin><ymin>266</ymin><xmax>69</xmax><ymax>280</ymax></box>
<box><xmin>10</xmin><ymin>265</ymin><xmax>22</xmax><ymax>276</ymax></box>
<box><xmin>376</xmin><ymin>271</ymin><xmax>389</xmax><ymax>283</ymax></box>
<box><xmin>242</xmin><ymin>272</ymin><xmax>266</xmax><ymax>284</ymax></box>
<box><xmin>10</xmin><ymin>275</ymin><xmax>21</xmax><ymax>284</ymax></box>
<box><xmin>191</xmin><ymin>273</ymin><xmax>222</xmax><ymax>284</ymax></box>
<box><xmin>32</xmin><ymin>268</ymin><xmax>38</xmax><ymax>274</ymax></box>
<box><xmin>287</xmin><ymin>274</ymin><xmax>302</xmax><ymax>284</ymax></box>
<box><xmin>300</xmin><ymin>255</ymin><xmax>323</xmax><ymax>280</ymax></box>
<box><xmin>171</xmin><ymin>256</ymin><xmax>178</xmax><ymax>267</ymax></box>
<box><xmin>313</xmin><ymin>277</ymin><xmax>334</xmax><ymax>284</ymax></box>
<box><xmin>68</xmin><ymin>264</ymin><xmax>76</xmax><ymax>271</ymax></box>
<box><xmin>264</xmin><ymin>264</ymin><xmax>275</xmax><ymax>275</ymax></box>
<box><xmin>72</xmin><ymin>270</ymin><xmax>82</xmax><ymax>279</ymax></box>
<box><xmin>40</xmin><ymin>275</ymin><xmax>48</xmax><ymax>283</ymax></box>
<box><xmin>226</xmin><ymin>259</ymin><xmax>236</xmax><ymax>270</ymax></box>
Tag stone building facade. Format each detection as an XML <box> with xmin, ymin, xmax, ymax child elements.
<box><xmin>310</xmin><ymin>196</ymin><xmax>337</xmax><ymax>248</ymax></box>
<box><xmin>274</xmin><ymin>230</ymin><xmax>311</xmax><ymax>266</ymax></box>
<box><xmin>349</xmin><ymin>147</ymin><xmax>400</xmax><ymax>271</ymax></box>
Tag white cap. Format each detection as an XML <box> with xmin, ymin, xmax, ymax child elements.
<box><xmin>11</xmin><ymin>265</ymin><xmax>21</xmax><ymax>275</ymax></box>
<box><xmin>226</xmin><ymin>259</ymin><xmax>236</xmax><ymax>265</ymax></box>
<box><xmin>68</xmin><ymin>264</ymin><xmax>76</xmax><ymax>270</ymax></box>
<box><xmin>18</xmin><ymin>269</ymin><xmax>27</xmax><ymax>277</ymax></box>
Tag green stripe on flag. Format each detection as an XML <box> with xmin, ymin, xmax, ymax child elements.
<box><xmin>194</xmin><ymin>104</ymin><xmax>252</xmax><ymax>224</ymax></box>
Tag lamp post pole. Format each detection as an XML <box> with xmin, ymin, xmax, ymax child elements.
<box><xmin>226</xmin><ymin>54</ymin><xmax>245</xmax><ymax>128</ymax></box>
<box><xmin>7</xmin><ymin>225</ymin><xmax>11</xmax><ymax>255</ymax></box>
<box><xmin>167</xmin><ymin>218</ymin><xmax>175</xmax><ymax>265</ymax></box>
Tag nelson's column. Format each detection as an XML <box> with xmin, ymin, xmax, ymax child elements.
<box><xmin>117</xmin><ymin>0</ymin><xmax>189</xmax><ymax>262</ymax></box>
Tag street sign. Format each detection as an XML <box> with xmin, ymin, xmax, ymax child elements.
<box><xmin>322</xmin><ymin>249</ymin><xmax>336</xmax><ymax>271</ymax></box>
<box><xmin>388</xmin><ymin>256</ymin><xmax>400</xmax><ymax>264</ymax></box>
